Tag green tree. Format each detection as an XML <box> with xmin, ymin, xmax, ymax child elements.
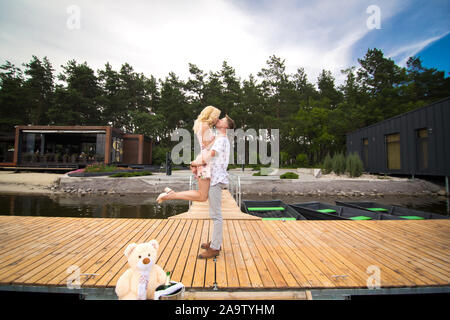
<box><xmin>23</xmin><ymin>56</ymin><xmax>54</xmax><ymax>125</ymax></box>
<box><xmin>405</xmin><ymin>56</ymin><xmax>450</xmax><ymax>104</ymax></box>
<box><xmin>0</xmin><ymin>61</ymin><xmax>27</xmax><ymax>131</ymax></box>
<box><xmin>219</xmin><ymin>61</ymin><xmax>242</xmax><ymax>116</ymax></box>
<box><xmin>158</xmin><ymin>72</ymin><xmax>189</xmax><ymax>139</ymax></box>
<box><xmin>317</xmin><ymin>69</ymin><xmax>343</xmax><ymax>109</ymax></box>
<box><xmin>97</xmin><ymin>62</ymin><xmax>122</xmax><ymax>127</ymax></box>
<box><xmin>356</xmin><ymin>48</ymin><xmax>409</xmax><ymax>122</ymax></box>
<box><xmin>49</xmin><ymin>60</ymin><xmax>101</xmax><ymax>125</ymax></box>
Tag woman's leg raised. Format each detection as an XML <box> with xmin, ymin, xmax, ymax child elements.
<box><xmin>161</xmin><ymin>178</ymin><xmax>210</xmax><ymax>202</ymax></box>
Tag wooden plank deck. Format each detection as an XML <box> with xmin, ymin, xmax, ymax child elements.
<box><xmin>169</xmin><ymin>189</ymin><xmax>260</xmax><ymax>220</ymax></box>
<box><xmin>0</xmin><ymin>215</ymin><xmax>449</xmax><ymax>290</ymax></box>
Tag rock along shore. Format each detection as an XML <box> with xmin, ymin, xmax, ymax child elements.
<box><xmin>54</xmin><ymin>172</ymin><xmax>446</xmax><ymax>198</ymax></box>
<box><xmin>0</xmin><ymin>170</ymin><xmax>446</xmax><ymax>198</ymax></box>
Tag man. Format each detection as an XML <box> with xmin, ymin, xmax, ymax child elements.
<box><xmin>196</xmin><ymin>115</ymin><xmax>235</xmax><ymax>259</ymax></box>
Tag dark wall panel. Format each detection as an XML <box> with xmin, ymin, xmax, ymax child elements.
<box><xmin>346</xmin><ymin>97</ymin><xmax>450</xmax><ymax>177</ymax></box>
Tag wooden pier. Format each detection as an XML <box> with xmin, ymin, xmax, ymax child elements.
<box><xmin>0</xmin><ymin>190</ymin><xmax>449</xmax><ymax>298</ymax></box>
<box><xmin>169</xmin><ymin>189</ymin><xmax>260</xmax><ymax>220</ymax></box>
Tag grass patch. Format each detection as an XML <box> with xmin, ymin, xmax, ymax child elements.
<box><xmin>109</xmin><ymin>171</ymin><xmax>153</xmax><ymax>177</ymax></box>
<box><xmin>280</xmin><ymin>172</ymin><xmax>299</xmax><ymax>179</ymax></box>
<box><xmin>85</xmin><ymin>163</ymin><xmax>119</xmax><ymax>173</ymax></box>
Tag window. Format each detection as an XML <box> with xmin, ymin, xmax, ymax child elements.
<box><xmin>416</xmin><ymin>128</ymin><xmax>428</xmax><ymax>171</ymax></box>
<box><xmin>386</xmin><ymin>133</ymin><xmax>401</xmax><ymax>170</ymax></box>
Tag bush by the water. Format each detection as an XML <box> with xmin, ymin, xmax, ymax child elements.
<box><xmin>152</xmin><ymin>147</ymin><xmax>170</xmax><ymax>165</ymax></box>
<box><xmin>280</xmin><ymin>172</ymin><xmax>299</xmax><ymax>179</ymax></box>
<box><xmin>331</xmin><ymin>153</ymin><xmax>346</xmax><ymax>175</ymax></box>
<box><xmin>110</xmin><ymin>171</ymin><xmax>153</xmax><ymax>177</ymax></box>
<box><xmin>322</xmin><ymin>153</ymin><xmax>333</xmax><ymax>174</ymax></box>
<box><xmin>346</xmin><ymin>152</ymin><xmax>364</xmax><ymax>177</ymax></box>
<box><xmin>296</xmin><ymin>153</ymin><xmax>308</xmax><ymax>167</ymax></box>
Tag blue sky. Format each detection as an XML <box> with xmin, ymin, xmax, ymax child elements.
<box><xmin>349</xmin><ymin>0</ymin><xmax>449</xmax><ymax>75</ymax></box>
<box><xmin>0</xmin><ymin>0</ymin><xmax>448</xmax><ymax>85</ymax></box>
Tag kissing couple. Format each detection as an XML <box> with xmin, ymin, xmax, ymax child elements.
<box><xmin>156</xmin><ymin>106</ymin><xmax>235</xmax><ymax>259</ymax></box>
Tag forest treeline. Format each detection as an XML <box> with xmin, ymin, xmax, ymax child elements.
<box><xmin>1</xmin><ymin>48</ymin><xmax>449</xmax><ymax>165</ymax></box>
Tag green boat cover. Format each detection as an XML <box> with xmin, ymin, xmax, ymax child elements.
<box><xmin>316</xmin><ymin>209</ymin><xmax>336</xmax><ymax>213</ymax></box>
<box><xmin>367</xmin><ymin>208</ymin><xmax>388</xmax><ymax>212</ymax></box>
<box><xmin>247</xmin><ymin>207</ymin><xmax>285</xmax><ymax>211</ymax></box>
<box><xmin>262</xmin><ymin>217</ymin><xmax>296</xmax><ymax>221</ymax></box>
<box><xmin>399</xmin><ymin>216</ymin><xmax>425</xmax><ymax>220</ymax></box>
<box><xmin>349</xmin><ymin>216</ymin><xmax>372</xmax><ymax>220</ymax></box>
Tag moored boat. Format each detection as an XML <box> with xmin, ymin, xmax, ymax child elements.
<box><xmin>289</xmin><ymin>202</ymin><xmax>404</xmax><ymax>220</ymax></box>
<box><xmin>242</xmin><ymin>200</ymin><xmax>306</xmax><ymax>220</ymax></box>
<box><xmin>335</xmin><ymin>201</ymin><xmax>449</xmax><ymax>220</ymax></box>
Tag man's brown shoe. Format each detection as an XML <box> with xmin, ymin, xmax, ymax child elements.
<box><xmin>201</xmin><ymin>242</ymin><xmax>221</xmax><ymax>250</ymax></box>
<box><xmin>198</xmin><ymin>248</ymin><xmax>220</xmax><ymax>259</ymax></box>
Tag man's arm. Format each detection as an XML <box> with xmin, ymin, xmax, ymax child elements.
<box><xmin>190</xmin><ymin>149</ymin><xmax>216</xmax><ymax>166</ymax></box>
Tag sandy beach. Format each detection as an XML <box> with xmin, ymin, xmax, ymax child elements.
<box><xmin>0</xmin><ymin>171</ymin><xmax>63</xmax><ymax>194</ymax></box>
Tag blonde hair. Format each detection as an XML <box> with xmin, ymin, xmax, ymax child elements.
<box><xmin>193</xmin><ymin>106</ymin><xmax>221</xmax><ymax>133</ymax></box>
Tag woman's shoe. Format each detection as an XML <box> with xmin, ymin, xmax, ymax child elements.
<box><xmin>156</xmin><ymin>192</ymin><xmax>168</xmax><ymax>204</ymax></box>
<box><xmin>164</xmin><ymin>187</ymin><xmax>174</xmax><ymax>194</ymax></box>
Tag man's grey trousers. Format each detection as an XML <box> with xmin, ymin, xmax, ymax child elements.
<box><xmin>208</xmin><ymin>182</ymin><xmax>226</xmax><ymax>251</ymax></box>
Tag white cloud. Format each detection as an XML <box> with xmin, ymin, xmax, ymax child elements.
<box><xmin>0</xmin><ymin>0</ymin><xmax>271</xmax><ymax>81</ymax></box>
<box><xmin>0</xmin><ymin>0</ymin><xmax>443</xmax><ymax>88</ymax></box>
<box><xmin>386</xmin><ymin>32</ymin><xmax>449</xmax><ymax>67</ymax></box>
<box><xmin>229</xmin><ymin>0</ymin><xmax>408</xmax><ymax>84</ymax></box>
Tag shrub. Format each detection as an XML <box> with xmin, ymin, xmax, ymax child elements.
<box><xmin>332</xmin><ymin>153</ymin><xmax>346</xmax><ymax>175</ymax></box>
<box><xmin>295</xmin><ymin>153</ymin><xmax>308</xmax><ymax>167</ymax></box>
<box><xmin>280</xmin><ymin>172</ymin><xmax>299</xmax><ymax>179</ymax></box>
<box><xmin>152</xmin><ymin>147</ymin><xmax>170</xmax><ymax>165</ymax></box>
<box><xmin>280</xmin><ymin>151</ymin><xmax>289</xmax><ymax>166</ymax></box>
<box><xmin>346</xmin><ymin>153</ymin><xmax>363</xmax><ymax>177</ymax></box>
<box><xmin>322</xmin><ymin>153</ymin><xmax>333</xmax><ymax>174</ymax></box>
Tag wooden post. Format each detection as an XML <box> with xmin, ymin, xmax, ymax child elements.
<box><xmin>13</xmin><ymin>126</ymin><xmax>20</xmax><ymax>166</ymax></box>
<box><xmin>104</xmin><ymin>127</ymin><xmax>111</xmax><ymax>165</ymax></box>
<box><xmin>138</xmin><ymin>135</ymin><xmax>144</xmax><ymax>164</ymax></box>
<box><xmin>166</xmin><ymin>152</ymin><xmax>172</xmax><ymax>176</ymax></box>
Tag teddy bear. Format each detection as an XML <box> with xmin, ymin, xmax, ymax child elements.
<box><xmin>115</xmin><ymin>239</ymin><xmax>167</xmax><ymax>300</ymax></box>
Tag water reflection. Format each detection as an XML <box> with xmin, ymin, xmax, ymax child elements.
<box><xmin>0</xmin><ymin>193</ymin><xmax>448</xmax><ymax>219</ymax></box>
<box><xmin>0</xmin><ymin>193</ymin><xmax>188</xmax><ymax>219</ymax></box>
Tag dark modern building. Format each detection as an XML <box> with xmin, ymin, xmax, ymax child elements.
<box><xmin>346</xmin><ymin>97</ymin><xmax>450</xmax><ymax>179</ymax></box>
<box><xmin>0</xmin><ymin>125</ymin><xmax>152</xmax><ymax>169</ymax></box>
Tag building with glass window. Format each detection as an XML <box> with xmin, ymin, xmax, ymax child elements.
<box><xmin>0</xmin><ymin>125</ymin><xmax>152</xmax><ymax>169</ymax></box>
<box><xmin>346</xmin><ymin>97</ymin><xmax>450</xmax><ymax>178</ymax></box>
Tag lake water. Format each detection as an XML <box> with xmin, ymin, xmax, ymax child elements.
<box><xmin>0</xmin><ymin>193</ymin><xmax>188</xmax><ymax>219</ymax></box>
<box><xmin>0</xmin><ymin>192</ymin><xmax>448</xmax><ymax>219</ymax></box>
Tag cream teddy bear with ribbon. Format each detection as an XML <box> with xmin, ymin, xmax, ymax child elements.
<box><xmin>115</xmin><ymin>239</ymin><xmax>167</xmax><ymax>300</ymax></box>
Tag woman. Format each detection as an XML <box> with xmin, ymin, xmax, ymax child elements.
<box><xmin>156</xmin><ymin>106</ymin><xmax>220</xmax><ymax>203</ymax></box>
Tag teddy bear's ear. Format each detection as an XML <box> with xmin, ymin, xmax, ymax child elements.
<box><xmin>124</xmin><ymin>243</ymin><xmax>138</xmax><ymax>258</ymax></box>
<box><xmin>148</xmin><ymin>239</ymin><xmax>159</xmax><ymax>251</ymax></box>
